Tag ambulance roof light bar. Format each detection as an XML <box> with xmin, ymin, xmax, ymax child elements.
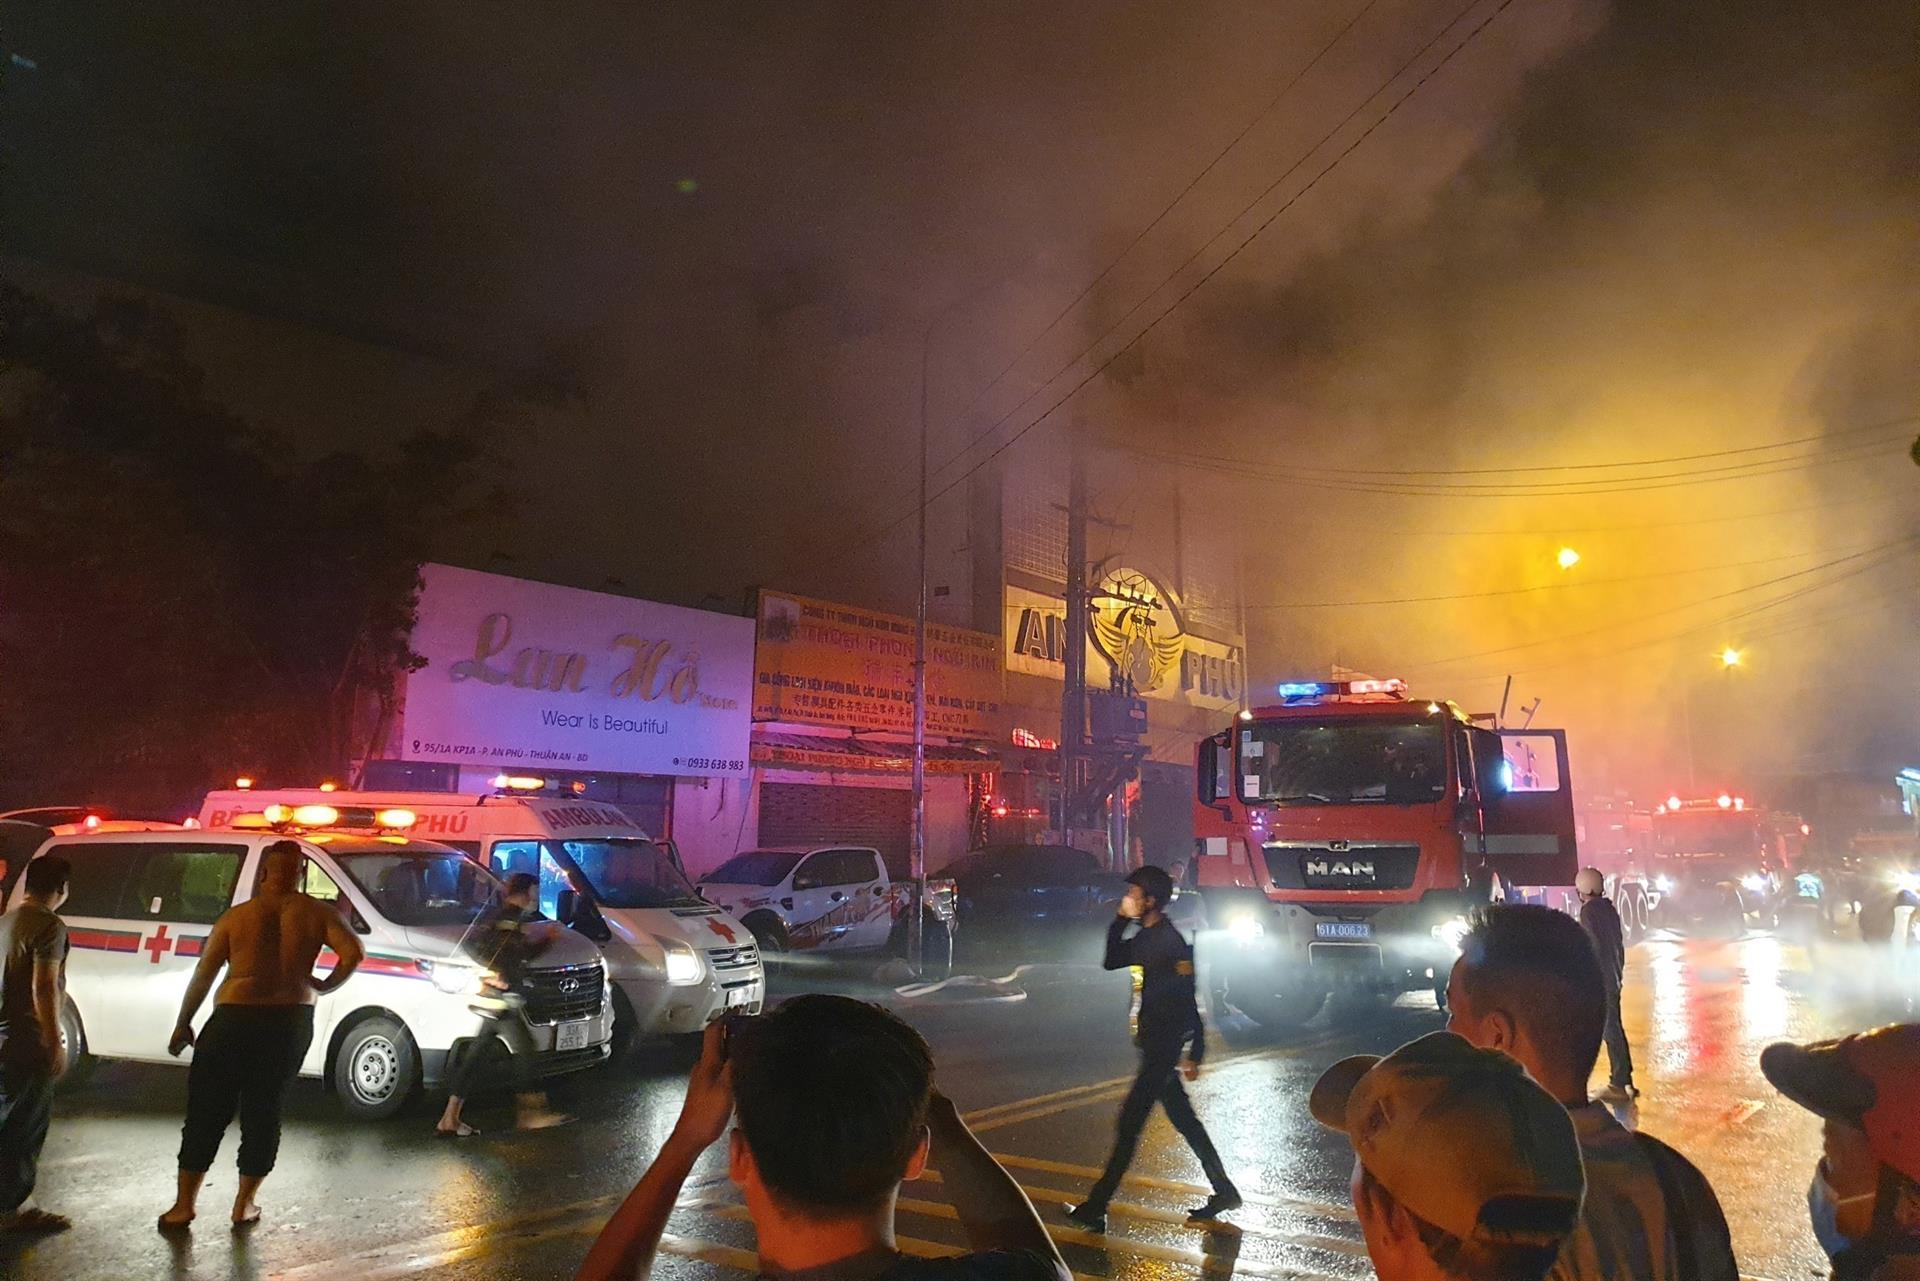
<box><xmin>1273</xmin><ymin>678</ymin><xmax>1408</xmax><ymax>705</ymax></box>
<box><xmin>239</xmin><ymin>805</ymin><xmax>418</xmax><ymax>834</ymax></box>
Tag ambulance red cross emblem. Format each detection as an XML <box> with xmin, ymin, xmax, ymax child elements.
<box><xmin>706</xmin><ymin>919</ymin><xmax>737</xmax><ymax>945</ymax></box>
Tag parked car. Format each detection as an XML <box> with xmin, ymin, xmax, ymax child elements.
<box><xmin>697</xmin><ymin>846</ymin><xmax>955</xmax><ymax>972</ymax></box>
<box><xmin>933</xmin><ymin>844</ymin><xmax>1126</xmax><ymax>961</ymax></box>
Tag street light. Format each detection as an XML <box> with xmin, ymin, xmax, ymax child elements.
<box><xmin>1720</xmin><ymin>647</ymin><xmax>1743</xmax><ymax>668</ymax></box>
<box><xmin>1557</xmin><ymin>547</ymin><xmax>1581</xmax><ymax>570</ymax></box>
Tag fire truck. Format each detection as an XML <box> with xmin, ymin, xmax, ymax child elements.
<box><xmin>1193</xmin><ymin>679</ymin><xmax>1577</xmax><ymax>1028</ymax></box>
<box><xmin>1618</xmin><ymin>794</ymin><xmax>1805</xmax><ymax>935</ymax></box>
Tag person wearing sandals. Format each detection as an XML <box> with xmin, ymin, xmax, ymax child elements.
<box><xmin>0</xmin><ymin>855</ymin><xmax>74</xmax><ymax>1236</ymax></box>
<box><xmin>159</xmin><ymin>840</ymin><xmax>365</xmax><ymax>1231</ymax></box>
<box><xmin>435</xmin><ymin>872</ymin><xmax>571</xmax><ymax>1137</ymax></box>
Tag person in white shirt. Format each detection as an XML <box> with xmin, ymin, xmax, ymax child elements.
<box><xmin>1445</xmin><ymin>904</ymin><xmax>1737</xmax><ymax>1281</ymax></box>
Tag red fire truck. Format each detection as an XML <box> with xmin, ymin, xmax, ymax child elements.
<box><xmin>1193</xmin><ymin>679</ymin><xmax>1577</xmax><ymax>1028</ymax></box>
<box><xmin>1618</xmin><ymin>794</ymin><xmax>1806</xmax><ymax>934</ymax></box>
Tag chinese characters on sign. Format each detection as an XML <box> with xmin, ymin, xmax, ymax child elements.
<box><xmin>752</xmin><ymin>592</ymin><xmax>1003</xmax><ymax>737</ymax></box>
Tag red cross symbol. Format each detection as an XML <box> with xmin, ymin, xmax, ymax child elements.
<box><xmin>143</xmin><ymin>925</ymin><xmax>173</xmax><ymax>965</ymax></box>
<box><xmin>706</xmin><ymin>918</ymin><xmax>737</xmax><ymax>945</ymax></box>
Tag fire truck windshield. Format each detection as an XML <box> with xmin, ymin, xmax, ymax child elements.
<box><xmin>1653</xmin><ymin>813</ymin><xmax>1767</xmax><ymax>860</ymax></box>
<box><xmin>1240</xmin><ymin>718</ymin><xmax>1446</xmax><ymax>806</ymax></box>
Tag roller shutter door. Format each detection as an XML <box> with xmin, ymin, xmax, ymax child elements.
<box><xmin>758</xmin><ymin>783</ymin><xmax>912</xmax><ymax>878</ymax></box>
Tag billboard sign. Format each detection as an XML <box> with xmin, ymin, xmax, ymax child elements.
<box><xmin>402</xmin><ymin>564</ymin><xmax>754</xmax><ymax>777</ymax></box>
<box><xmin>752</xmin><ymin>591</ymin><xmax>1002</xmax><ymax>737</ymax></box>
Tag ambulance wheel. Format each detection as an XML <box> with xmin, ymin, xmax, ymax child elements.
<box><xmin>57</xmin><ymin>999</ymin><xmax>94</xmax><ymax>1089</ymax></box>
<box><xmin>744</xmin><ymin>913</ymin><xmax>789</xmax><ymax>957</ymax></box>
<box><xmin>332</xmin><ymin>1015</ymin><xmax>419</xmax><ymax>1120</ymax></box>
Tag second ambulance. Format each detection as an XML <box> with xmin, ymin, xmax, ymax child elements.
<box><xmin>203</xmin><ymin>787</ymin><xmax>766</xmax><ymax>1060</ymax></box>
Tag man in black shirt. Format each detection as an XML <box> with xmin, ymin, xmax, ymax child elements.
<box><xmin>576</xmin><ymin>995</ymin><xmax>1068</xmax><ymax>1281</ymax></box>
<box><xmin>1068</xmin><ymin>866</ymin><xmax>1239</xmax><ymax>1232</ymax></box>
<box><xmin>1576</xmin><ymin>866</ymin><xmax>1637</xmax><ymax>1100</ymax></box>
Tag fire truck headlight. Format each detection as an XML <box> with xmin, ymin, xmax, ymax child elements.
<box><xmin>1224</xmin><ymin>912</ymin><xmax>1265</xmax><ymax>941</ymax></box>
<box><xmin>1654</xmin><ymin>875</ymin><xmax>1675</xmax><ymax>895</ymax></box>
<box><xmin>1431</xmin><ymin>916</ymin><xmax>1471</xmax><ymax>952</ymax></box>
<box><xmin>663</xmin><ymin>938</ymin><xmax>705</xmax><ymax>986</ymax></box>
<box><xmin>1740</xmin><ymin>874</ymin><xmax>1768</xmax><ymax>895</ymax></box>
<box><xmin>1892</xmin><ymin>871</ymin><xmax>1920</xmax><ymax>895</ymax></box>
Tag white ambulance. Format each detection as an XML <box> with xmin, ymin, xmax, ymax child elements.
<box><xmin>202</xmin><ymin>788</ymin><xmax>766</xmax><ymax>1060</ymax></box>
<box><xmin>12</xmin><ymin>805</ymin><xmax>614</xmax><ymax>1119</ymax></box>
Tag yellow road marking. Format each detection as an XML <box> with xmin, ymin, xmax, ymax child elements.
<box><xmin>970</xmin><ymin>1085</ymin><xmax>1135</xmax><ymax>1133</ymax></box>
<box><xmin>963</xmin><ymin>1072</ymin><xmax>1141</xmax><ymax>1122</ymax></box>
<box><xmin>985</xmin><ymin>1152</ymin><xmax>1355</xmax><ymax>1221</ymax></box>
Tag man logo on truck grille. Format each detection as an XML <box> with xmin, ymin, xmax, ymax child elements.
<box><xmin>1305</xmin><ymin>859</ymin><xmax>1376</xmax><ymax>881</ymax></box>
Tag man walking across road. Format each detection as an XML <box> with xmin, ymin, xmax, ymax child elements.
<box><xmin>0</xmin><ymin>855</ymin><xmax>73</xmax><ymax>1235</ymax></box>
<box><xmin>158</xmin><ymin>840</ymin><xmax>364</xmax><ymax>1231</ymax></box>
<box><xmin>1068</xmin><ymin>865</ymin><xmax>1239</xmax><ymax>1232</ymax></box>
<box><xmin>576</xmin><ymin>995</ymin><xmax>1068</xmax><ymax>1281</ymax></box>
<box><xmin>1446</xmin><ymin>903</ymin><xmax>1737</xmax><ymax>1280</ymax></box>
<box><xmin>1576</xmin><ymin>867</ymin><xmax>1637</xmax><ymax>1100</ymax></box>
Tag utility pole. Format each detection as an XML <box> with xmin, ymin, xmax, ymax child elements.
<box><xmin>1059</xmin><ymin>437</ymin><xmax>1088</xmax><ymax>847</ymax></box>
<box><xmin>909</xmin><ymin>322</ymin><xmax>933</xmax><ymax>972</ymax></box>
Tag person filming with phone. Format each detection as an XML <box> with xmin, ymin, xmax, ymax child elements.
<box><xmin>576</xmin><ymin>996</ymin><xmax>1068</xmax><ymax>1281</ymax></box>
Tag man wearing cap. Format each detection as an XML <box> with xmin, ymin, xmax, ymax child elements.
<box><xmin>1312</xmin><ymin>1031</ymin><xmax>1587</xmax><ymax>1281</ymax></box>
<box><xmin>1067</xmin><ymin>865</ymin><xmax>1239</xmax><ymax>1232</ymax></box>
<box><xmin>1762</xmin><ymin>1024</ymin><xmax>1920</xmax><ymax>1279</ymax></box>
<box><xmin>1446</xmin><ymin>904</ymin><xmax>1736</xmax><ymax>1280</ymax></box>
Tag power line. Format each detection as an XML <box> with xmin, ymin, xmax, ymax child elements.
<box><xmin>1242</xmin><ymin>544</ymin><xmax>1885</xmax><ymax>609</ymax></box>
<box><xmin>915</xmin><ymin>0</ymin><xmax>1384</xmax><ymax>488</ymax></box>
<box><xmin>1223</xmin><ymin>413</ymin><xmax>1920</xmax><ymax>479</ymax></box>
<box><xmin>1139</xmin><ymin>431</ymin><xmax>1907</xmax><ymax>499</ymax></box>
<box><xmin>1401</xmin><ymin>538</ymin><xmax>1917</xmax><ymax>673</ymax></box>
<box><xmin>1487</xmin><ymin>559</ymin><xmax>1916</xmax><ymax>680</ymax></box>
<box><xmin>818</xmin><ymin>0</ymin><xmax>1516</xmax><ymax>570</ymax></box>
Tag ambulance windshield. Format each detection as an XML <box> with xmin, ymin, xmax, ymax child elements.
<box><xmin>552</xmin><ymin>838</ymin><xmax>702</xmax><ymax>910</ymax></box>
<box><xmin>334</xmin><ymin>850</ymin><xmax>505</xmax><ymax>926</ymax></box>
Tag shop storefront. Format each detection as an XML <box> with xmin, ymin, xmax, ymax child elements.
<box><xmin>992</xmin><ymin>563</ymin><xmax>1247</xmax><ymax>864</ymax></box>
<box><xmin>747</xmin><ymin>591</ymin><xmax>999</xmax><ymax>875</ymax></box>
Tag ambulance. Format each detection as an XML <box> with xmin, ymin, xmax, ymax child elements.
<box><xmin>11</xmin><ymin>804</ymin><xmax>613</xmax><ymax>1119</ymax></box>
<box><xmin>202</xmin><ymin>785</ymin><xmax>766</xmax><ymax>1060</ymax></box>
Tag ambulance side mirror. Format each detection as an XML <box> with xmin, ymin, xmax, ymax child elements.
<box><xmin>554</xmin><ymin>888</ymin><xmax>579</xmax><ymax>926</ymax></box>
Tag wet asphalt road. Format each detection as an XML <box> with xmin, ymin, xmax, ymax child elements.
<box><xmin>6</xmin><ymin>929</ymin><xmax>1915</xmax><ymax>1281</ymax></box>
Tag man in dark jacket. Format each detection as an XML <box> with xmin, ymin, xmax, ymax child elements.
<box><xmin>1068</xmin><ymin>866</ymin><xmax>1239</xmax><ymax>1232</ymax></box>
<box><xmin>1577</xmin><ymin>867</ymin><xmax>1637</xmax><ymax>1100</ymax></box>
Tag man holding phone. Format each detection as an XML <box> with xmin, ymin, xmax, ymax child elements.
<box><xmin>577</xmin><ymin>996</ymin><xmax>1068</xmax><ymax>1281</ymax></box>
<box><xmin>1068</xmin><ymin>865</ymin><xmax>1239</xmax><ymax>1232</ymax></box>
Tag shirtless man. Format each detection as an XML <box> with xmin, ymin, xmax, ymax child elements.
<box><xmin>158</xmin><ymin>840</ymin><xmax>363</xmax><ymax>1231</ymax></box>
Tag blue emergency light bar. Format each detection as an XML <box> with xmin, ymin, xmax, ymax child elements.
<box><xmin>1274</xmin><ymin>678</ymin><xmax>1408</xmax><ymax>703</ymax></box>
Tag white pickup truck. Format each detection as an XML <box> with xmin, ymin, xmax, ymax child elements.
<box><xmin>697</xmin><ymin>846</ymin><xmax>956</xmax><ymax>971</ymax></box>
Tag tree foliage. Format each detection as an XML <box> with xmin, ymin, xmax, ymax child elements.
<box><xmin>0</xmin><ymin>283</ymin><xmax>507</xmax><ymax>814</ymax></box>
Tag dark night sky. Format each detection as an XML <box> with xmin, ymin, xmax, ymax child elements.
<box><xmin>4</xmin><ymin>0</ymin><xmax>1915</xmax><ymax>791</ymax></box>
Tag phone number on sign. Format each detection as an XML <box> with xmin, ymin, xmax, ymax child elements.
<box><xmin>674</xmin><ymin>757</ymin><xmax>747</xmax><ymax>772</ymax></box>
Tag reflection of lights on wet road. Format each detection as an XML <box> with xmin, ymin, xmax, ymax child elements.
<box><xmin>1645</xmin><ymin>939</ymin><xmax>1696</xmax><ymax>1075</ymax></box>
<box><xmin>1738</xmin><ymin>935</ymin><xmax>1790</xmax><ymax>1042</ymax></box>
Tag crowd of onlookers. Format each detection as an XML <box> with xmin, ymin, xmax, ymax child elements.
<box><xmin>573</xmin><ymin>867</ymin><xmax>1920</xmax><ymax>1281</ymax></box>
<box><xmin>2</xmin><ymin>854</ymin><xmax>1917</xmax><ymax>1280</ymax></box>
